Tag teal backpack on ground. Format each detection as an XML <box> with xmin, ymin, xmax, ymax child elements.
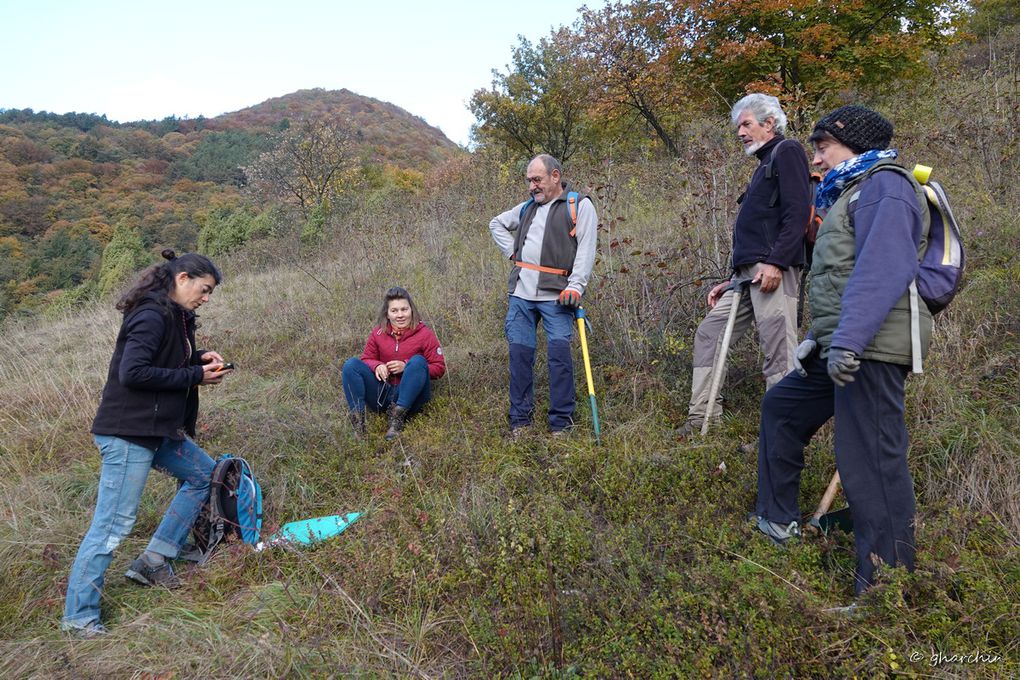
<box><xmin>192</xmin><ymin>454</ymin><xmax>263</xmax><ymax>564</ymax></box>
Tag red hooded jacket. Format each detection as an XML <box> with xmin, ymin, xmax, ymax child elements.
<box><xmin>359</xmin><ymin>321</ymin><xmax>446</xmax><ymax>386</ymax></box>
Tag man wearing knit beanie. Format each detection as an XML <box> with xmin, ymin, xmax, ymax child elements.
<box><xmin>812</xmin><ymin>105</ymin><xmax>894</xmax><ymax>154</ymax></box>
<box><xmin>753</xmin><ymin>103</ymin><xmax>929</xmax><ymax>609</ymax></box>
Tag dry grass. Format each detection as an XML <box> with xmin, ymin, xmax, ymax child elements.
<box><xmin>1</xmin><ymin>40</ymin><xmax>1019</xmax><ymax>677</ymax></box>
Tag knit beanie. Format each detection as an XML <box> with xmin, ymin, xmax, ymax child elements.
<box><xmin>812</xmin><ymin>105</ymin><xmax>893</xmax><ymax>153</ymax></box>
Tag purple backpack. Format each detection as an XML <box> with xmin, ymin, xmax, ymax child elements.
<box><xmin>861</xmin><ymin>164</ymin><xmax>966</xmax><ymax>315</ymax></box>
<box><xmin>915</xmin><ymin>175</ymin><xmax>965</xmax><ymax>315</ymax></box>
<box><xmin>852</xmin><ymin>164</ymin><xmax>965</xmax><ymax>373</ymax></box>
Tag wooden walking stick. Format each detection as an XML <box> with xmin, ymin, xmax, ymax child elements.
<box><xmin>702</xmin><ymin>279</ymin><xmax>749</xmax><ymax>436</ymax></box>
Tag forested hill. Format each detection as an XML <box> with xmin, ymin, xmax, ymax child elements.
<box><xmin>0</xmin><ymin>88</ymin><xmax>461</xmax><ymax>319</ymax></box>
<box><xmin>213</xmin><ymin>89</ymin><xmax>460</xmax><ymax>166</ymax></box>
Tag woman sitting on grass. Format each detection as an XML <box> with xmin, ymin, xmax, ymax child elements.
<box><xmin>341</xmin><ymin>286</ymin><xmax>446</xmax><ymax>440</ymax></box>
<box><xmin>62</xmin><ymin>250</ymin><xmax>232</xmax><ymax>638</ymax></box>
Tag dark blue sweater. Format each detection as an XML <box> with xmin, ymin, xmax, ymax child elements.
<box><xmin>91</xmin><ymin>295</ymin><xmax>205</xmax><ymax>442</ymax></box>
<box><xmin>731</xmin><ymin>135</ymin><xmax>811</xmax><ymax>271</ymax></box>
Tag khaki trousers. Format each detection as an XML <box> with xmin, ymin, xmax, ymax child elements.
<box><xmin>687</xmin><ymin>262</ymin><xmax>800</xmax><ymax>424</ymax></box>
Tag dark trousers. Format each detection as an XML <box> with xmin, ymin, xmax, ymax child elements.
<box><xmin>757</xmin><ymin>352</ymin><xmax>916</xmax><ymax>594</ymax></box>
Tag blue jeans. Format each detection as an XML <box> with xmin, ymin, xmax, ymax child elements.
<box><xmin>504</xmin><ymin>295</ymin><xmax>576</xmax><ymax>430</ymax></box>
<box><xmin>341</xmin><ymin>355</ymin><xmax>432</xmax><ymax>416</ymax></box>
<box><xmin>62</xmin><ymin>435</ymin><xmax>215</xmax><ymax>629</ymax></box>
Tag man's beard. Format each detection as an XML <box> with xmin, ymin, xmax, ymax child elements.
<box><xmin>744</xmin><ymin>140</ymin><xmax>765</xmax><ymax>156</ymax></box>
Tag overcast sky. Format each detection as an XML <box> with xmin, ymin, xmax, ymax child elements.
<box><xmin>1</xmin><ymin>0</ymin><xmax>602</xmax><ymax>146</ymax></box>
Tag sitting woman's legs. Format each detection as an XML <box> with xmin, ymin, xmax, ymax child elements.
<box><xmin>341</xmin><ymin>357</ymin><xmax>388</xmax><ymax>413</ymax></box>
<box><xmin>394</xmin><ymin>355</ymin><xmax>432</xmax><ymax>416</ymax></box>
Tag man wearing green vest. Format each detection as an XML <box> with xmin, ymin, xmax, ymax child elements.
<box><xmin>753</xmin><ymin>106</ymin><xmax>930</xmax><ymax>603</ymax></box>
<box><xmin>489</xmin><ymin>155</ymin><xmax>598</xmax><ymax>437</ymax></box>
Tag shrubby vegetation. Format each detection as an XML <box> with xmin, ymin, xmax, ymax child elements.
<box><xmin>0</xmin><ymin>89</ymin><xmax>460</xmax><ymax>320</ymax></box>
<box><xmin>1</xmin><ymin>4</ymin><xmax>1017</xmax><ymax>677</ymax></box>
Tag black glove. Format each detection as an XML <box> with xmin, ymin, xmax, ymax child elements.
<box><xmin>827</xmin><ymin>347</ymin><xmax>861</xmax><ymax>386</ymax></box>
<box><xmin>793</xmin><ymin>339</ymin><xmax>817</xmax><ymax>377</ymax></box>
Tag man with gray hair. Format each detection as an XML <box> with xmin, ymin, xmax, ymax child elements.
<box><xmin>676</xmin><ymin>93</ymin><xmax>811</xmax><ymax>438</ymax></box>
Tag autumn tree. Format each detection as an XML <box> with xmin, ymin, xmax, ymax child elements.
<box><xmin>470</xmin><ymin>28</ymin><xmax>595</xmax><ymax>161</ymax></box>
<box><xmin>474</xmin><ymin>0</ymin><xmax>968</xmax><ymax>157</ymax></box>
<box><xmin>98</xmin><ymin>222</ymin><xmax>148</xmax><ymax>296</ymax></box>
<box><xmin>576</xmin><ymin>0</ymin><xmax>702</xmax><ymax>156</ymax></box>
<box><xmin>687</xmin><ymin>0</ymin><xmax>968</xmax><ymax>121</ymax></box>
<box><xmin>244</xmin><ymin>117</ymin><xmax>361</xmax><ymax>217</ymax></box>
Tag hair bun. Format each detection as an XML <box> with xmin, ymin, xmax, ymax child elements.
<box><xmin>161</xmin><ymin>249</ymin><xmax>177</xmax><ymax>262</ymax></box>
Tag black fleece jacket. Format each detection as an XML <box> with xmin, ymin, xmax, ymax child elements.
<box><xmin>91</xmin><ymin>294</ymin><xmax>205</xmax><ymax>442</ymax></box>
<box><xmin>731</xmin><ymin>135</ymin><xmax>811</xmax><ymax>271</ymax></box>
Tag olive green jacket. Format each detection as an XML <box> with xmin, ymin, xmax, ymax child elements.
<box><xmin>808</xmin><ymin>160</ymin><xmax>932</xmax><ymax>367</ymax></box>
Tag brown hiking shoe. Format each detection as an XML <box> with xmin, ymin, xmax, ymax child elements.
<box><xmin>125</xmin><ymin>555</ymin><xmax>181</xmax><ymax>589</ymax></box>
<box><xmin>673</xmin><ymin>419</ymin><xmax>703</xmax><ymax>441</ymax></box>
<box><xmin>348</xmin><ymin>410</ymin><xmax>366</xmax><ymax>439</ymax></box>
<box><xmin>385</xmin><ymin>406</ymin><xmax>408</xmax><ymax>441</ymax></box>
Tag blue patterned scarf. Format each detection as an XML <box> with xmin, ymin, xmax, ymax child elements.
<box><xmin>815</xmin><ymin>149</ymin><xmax>898</xmax><ymax>210</ymax></box>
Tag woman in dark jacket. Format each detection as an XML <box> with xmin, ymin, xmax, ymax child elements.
<box><xmin>62</xmin><ymin>250</ymin><xmax>231</xmax><ymax>637</ymax></box>
<box><xmin>341</xmin><ymin>287</ymin><xmax>446</xmax><ymax>440</ymax></box>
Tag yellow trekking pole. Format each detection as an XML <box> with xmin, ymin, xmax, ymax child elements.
<box><xmin>575</xmin><ymin>307</ymin><xmax>601</xmax><ymax>443</ymax></box>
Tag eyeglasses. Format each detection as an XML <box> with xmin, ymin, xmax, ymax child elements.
<box><xmin>527</xmin><ymin>175</ymin><xmax>547</xmax><ymax>186</ymax></box>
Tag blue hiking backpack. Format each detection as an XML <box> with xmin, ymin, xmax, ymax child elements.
<box><xmin>850</xmin><ymin>163</ymin><xmax>966</xmax><ymax>372</ymax></box>
<box><xmin>192</xmin><ymin>454</ymin><xmax>263</xmax><ymax>563</ymax></box>
<box><xmin>911</xmin><ymin>166</ymin><xmax>965</xmax><ymax>315</ymax></box>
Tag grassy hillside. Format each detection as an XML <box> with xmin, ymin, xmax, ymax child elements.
<box><xmin>0</xmin><ymin>89</ymin><xmax>461</xmax><ymax>318</ymax></box>
<box><xmin>2</xmin><ymin>47</ymin><xmax>1018</xmax><ymax>680</ymax></box>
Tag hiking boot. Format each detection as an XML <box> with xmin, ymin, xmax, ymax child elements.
<box><xmin>673</xmin><ymin>419</ymin><xmax>704</xmax><ymax>441</ymax></box>
<box><xmin>550</xmin><ymin>427</ymin><xmax>572</xmax><ymax>439</ymax></box>
<box><xmin>754</xmin><ymin>516</ymin><xmax>801</xmax><ymax>546</ymax></box>
<box><xmin>385</xmin><ymin>406</ymin><xmax>408</xmax><ymax>441</ymax></box>
<box><xmin>348</xmin><ymin>410</ymin><xmax>367</xmax><ymax>439</ymax></box>
<box><xmin>125</xmin><ymin>554</ymin><xmax>181</xmax><ymax>589</ymax></box>
<box><xmin>509</xmin><ymin>425</ymin><xmax>531</xmax><ymax>441</ymax></box>
<box><xmin>738</xmin><ymin>438</ymin><xmax>759</xmax><ymax>455</ymax></box>
<box><xmin>66</xmin><ymin>621</ymin><xmax>110</xmax><ymax>639</ymax></box>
